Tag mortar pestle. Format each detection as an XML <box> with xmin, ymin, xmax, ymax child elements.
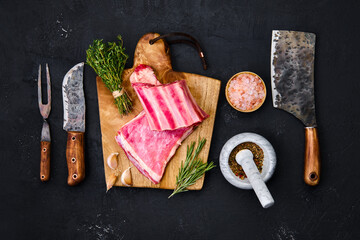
<box><xmin>220</xmin><ymin>133</ymin><xmax>276</xmax><ymax>208</ymax></box>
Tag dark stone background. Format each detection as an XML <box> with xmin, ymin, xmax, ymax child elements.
<box><xmin>1</xmin><ymin>0</ymin><xmax>359</xmax><ymax>239</ymax></box>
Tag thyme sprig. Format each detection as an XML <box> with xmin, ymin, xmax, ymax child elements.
<box><xmin>86</xmin><ymin>35</ymin><xmax>132</xmax><ymax>115</ymax></box>
<box><xmin>169</xmin><ymin>138</ymin><xmax>215</xmax><ymax>198</ymax></box>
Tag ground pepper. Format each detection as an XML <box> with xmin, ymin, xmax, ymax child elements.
<box><xmin>228</xmin><ymin>142</ymin><xmax>264</xmax><ymax>179</ymax></box>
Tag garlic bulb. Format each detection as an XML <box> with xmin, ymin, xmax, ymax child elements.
<box><xmin>107</xmin><ymin>152</ymin><xmax>119</xmax><ymax>170</ymax></box>
<box><xmin>121</xmin><ymin>167</ymin><xmax>132</xmax><ymax>187</ymax></box>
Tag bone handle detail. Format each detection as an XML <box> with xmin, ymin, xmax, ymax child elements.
<box><xmin>236</xmin><ymin>150</ymin><xmax>274</xmax><ymax>208</ymax></box>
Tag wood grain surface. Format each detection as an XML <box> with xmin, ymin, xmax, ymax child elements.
<box><xmin>40</xmin><ymin>141</ymin><xmax>50</xmax><ymax>182</ymax></box>
<box><xmin>304</xmin><ymin>127</ymin><xmax>320</xmax><ymax>186</ymax></box>
<box><xmin>96</xmin><ymin>33</ymin><xmax>221</xmax><ymax>190</ymax></box>
<box><xmin>66</xmin><ymin>131</ymin><xmax>85</xmax><ymax>186</ymax></box>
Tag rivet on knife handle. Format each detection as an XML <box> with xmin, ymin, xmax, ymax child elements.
<box><xmin>40</xmin><ymin>141</ymin><xmax>51</xmax><ymax>181</ymax></box>
<box><xmin>304</xmin><ymin>127</ymin><xmax>320</xmax><ymax>186</ymax></box>
<box><xmin>66</xmin><ymin>132</ymin><xmax>85</xmax><ymax>186</ymax></box>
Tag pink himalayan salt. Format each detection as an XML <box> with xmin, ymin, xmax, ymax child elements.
<box><xmin>227</xmin><ymin>73</ymin><xmax>265</xmax><ymax>111</ymax></box>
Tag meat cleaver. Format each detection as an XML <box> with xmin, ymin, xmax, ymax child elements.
<box><xmin>271</xmin><ymin>30</ymin><xmax>320</xmax><ymax>186</ymax></box>
<box><xmin>62</xmin><ymin>63</ymin><xmax>86</xmax><ymax>186</ymax></box>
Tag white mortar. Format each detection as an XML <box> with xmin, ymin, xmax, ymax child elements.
<box><xmin>219</xmin><ymin>132</ymin><xmax>276</xmax><ymax>190</ymax></box>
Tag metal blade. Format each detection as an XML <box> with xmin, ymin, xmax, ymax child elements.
<box><xmin>62</xmin><ymin>62</ymin><xmax>85</xmax><ymax>132</ymax></box>
<box><xmin>41</xmin><ymin>120</ymin><xmax>51</xmax><ymax>142</ymax></box>
<box><xmin>271</xmin><ymin>30</ymin><xmax>317</xmax><ymax>127</ymax></box>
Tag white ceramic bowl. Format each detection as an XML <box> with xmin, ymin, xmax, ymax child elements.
<box><xmin>219</xmin><ymin>132</ymin><xmax>276</xmax><ymax>189</ymax></box>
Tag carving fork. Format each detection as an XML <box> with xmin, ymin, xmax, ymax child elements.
<box><xmin>38</xmin><ymin>64</ymin><xmax>51</xmax><ymax>182</ymax></box>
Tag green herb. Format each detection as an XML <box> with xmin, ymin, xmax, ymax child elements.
<box><xmin>86</xmin><ymin>35</ymin><xmax>132</xmax><ymax>115</ymax></box>
<box><xmin>169</xmin><ymin>138</ymin><xmax>215</xmax><ymax>198</ymax></box>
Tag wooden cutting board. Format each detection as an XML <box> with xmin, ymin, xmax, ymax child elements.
<box><xmin>96</xmin><ymin>33</ymin><xmax>221</xmax><ymax>190</ymax></box>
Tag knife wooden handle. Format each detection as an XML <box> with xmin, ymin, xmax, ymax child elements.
<box><xmin>304</xmin><ymin>127</ymin><xmax>320</xmax><ymax>186</ymax></box>
<box><xmin>40</xmin><ymin>141</ymin><xmax>51</xmax><ymax>182</ymax></box>
<box><xmin>66</xmin><ymin>131</ymin><xmax>85</xmax><ymax>186</ymax></box>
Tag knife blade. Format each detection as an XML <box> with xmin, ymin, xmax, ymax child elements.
<box><xmin>62</xmin><ymin>62</ymin><xmax>85</xmax><ymax>186</ymax></box>
<box><xmin>271</xmin><ymin>30</ymin><xmax>320</xmax><ymax>186</ymax></box>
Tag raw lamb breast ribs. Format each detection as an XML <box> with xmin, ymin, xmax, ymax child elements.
<box><xmin>116</xmin><ymin>64</ymin><xmax>208</xmax><ymax>184</ymax></box>
<box><xmin>130</xmin><ymin>64</ymin><xmax>208</xmax><ymax>131</ymax></box>
<box><xmin>116</xmin><ymin>112</ymin><xmax>193</xmax><ymax>184</ymax></box>
<box><xmin>132</xmin><ymin>80</ymin><xmax>209</xmax><ymax>131</ymax></box>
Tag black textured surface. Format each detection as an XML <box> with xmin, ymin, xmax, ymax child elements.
<box><xmin>1</xmin><ymin>1</ymin><xmax>359</xmax><ymax>239</ymax></box>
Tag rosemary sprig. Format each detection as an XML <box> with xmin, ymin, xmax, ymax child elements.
<box><xmin>86</xmin><ymin>35</ymin><xmax>132</xmax><ymax>115</ymax></box>
<box><xmin>169</xmin><ymin>138</ymin><xmax>215</xmax><ymax>198</ymax></box>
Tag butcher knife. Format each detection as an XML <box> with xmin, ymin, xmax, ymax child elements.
<box><xmin>62</xmin><ymin>62</ymin><xmax>86</xmax><ymax>186</ymax></box>
<box><xmin>271</xmin><ymin>30</ymin><xmax>320</xmax><ymax>186</ymax></box>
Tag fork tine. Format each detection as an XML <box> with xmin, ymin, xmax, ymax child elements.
<box><xmin>38</xmin><ymin>64</ymin><xmax>51</xmax><ymax>119</ymax></box>
<box><xmin>38</xmin><ymin>64</ymin><xmax>42</xmax><ymax>107</ymax></box>
<box><xmin>46</xmin><ymin>63</ymin><xmax>51</xmax><ymax>106</ymax></box>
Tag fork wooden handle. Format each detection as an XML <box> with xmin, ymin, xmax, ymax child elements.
<box><xmin>304</xmin><ymin>127</ymin><xmax>320</xmax><ymax>186</ymax></box>
<box><xmin>66</xmin><ymin>131</ymin><xmax>85</xmax><ymax>186</ymax></box>
<box><xmin>40</xmin><ymin>141</ymin><xmax>51</xmax><ymax>182</ymax></box>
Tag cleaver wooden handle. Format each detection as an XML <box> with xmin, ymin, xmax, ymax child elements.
<box><xmin>40</xmin><ymin>141</ymin><xmax>51</xmax><ymax>182</ymax></box>
<box><xmin>66</xmin><ymin>131</ymin><xmax>85</xmax><ymax>186</ymax></box>
<box><xmin>304</xmin><ymin>127</ymin><xmax>320</xmax><ymax>186</ymax></box>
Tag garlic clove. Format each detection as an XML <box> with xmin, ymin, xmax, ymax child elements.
<box><xmin>106</xmin><ymin>173</ymin><xmax>117</xmax><ymax>192</ymax></box>
<box><xmin>121</xmin><ymin>167</ymin><xmax>132</xmax><ymax>187</ymax></box>
<box><xmin>107</xmin><ymin>152</ymin><xmax>119</xmax><ymax>170</ymax></box>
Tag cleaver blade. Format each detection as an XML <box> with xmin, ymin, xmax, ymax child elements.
<box><xmin>271</xmin><ymin>30</ymin><xmax>320</xmax><ymax>186</ymax></box>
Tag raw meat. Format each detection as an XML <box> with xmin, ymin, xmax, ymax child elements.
<box><xmin>130</xmin><ymin>65</ymin><xmax>208</xmax><ymax>131</ymax></box>
<box><xmin>115</xmin><ymin>64</ymin><xmax>208</xmax><ymax>184</ymax></box>
<box><xmin>129</xmin><ymin>64</ymin><xmax>161</xmax><ymax>85</ymax></box>
<box><xmin>116</xmin><ymin>112</ymin><xmax>194</xmax><ymax>184</ymax></box>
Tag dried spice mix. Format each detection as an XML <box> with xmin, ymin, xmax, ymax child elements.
<box><xmin>228</xmin><ymin>142</ymin><xmax>264</xmax><ymax>179</ymax></box>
